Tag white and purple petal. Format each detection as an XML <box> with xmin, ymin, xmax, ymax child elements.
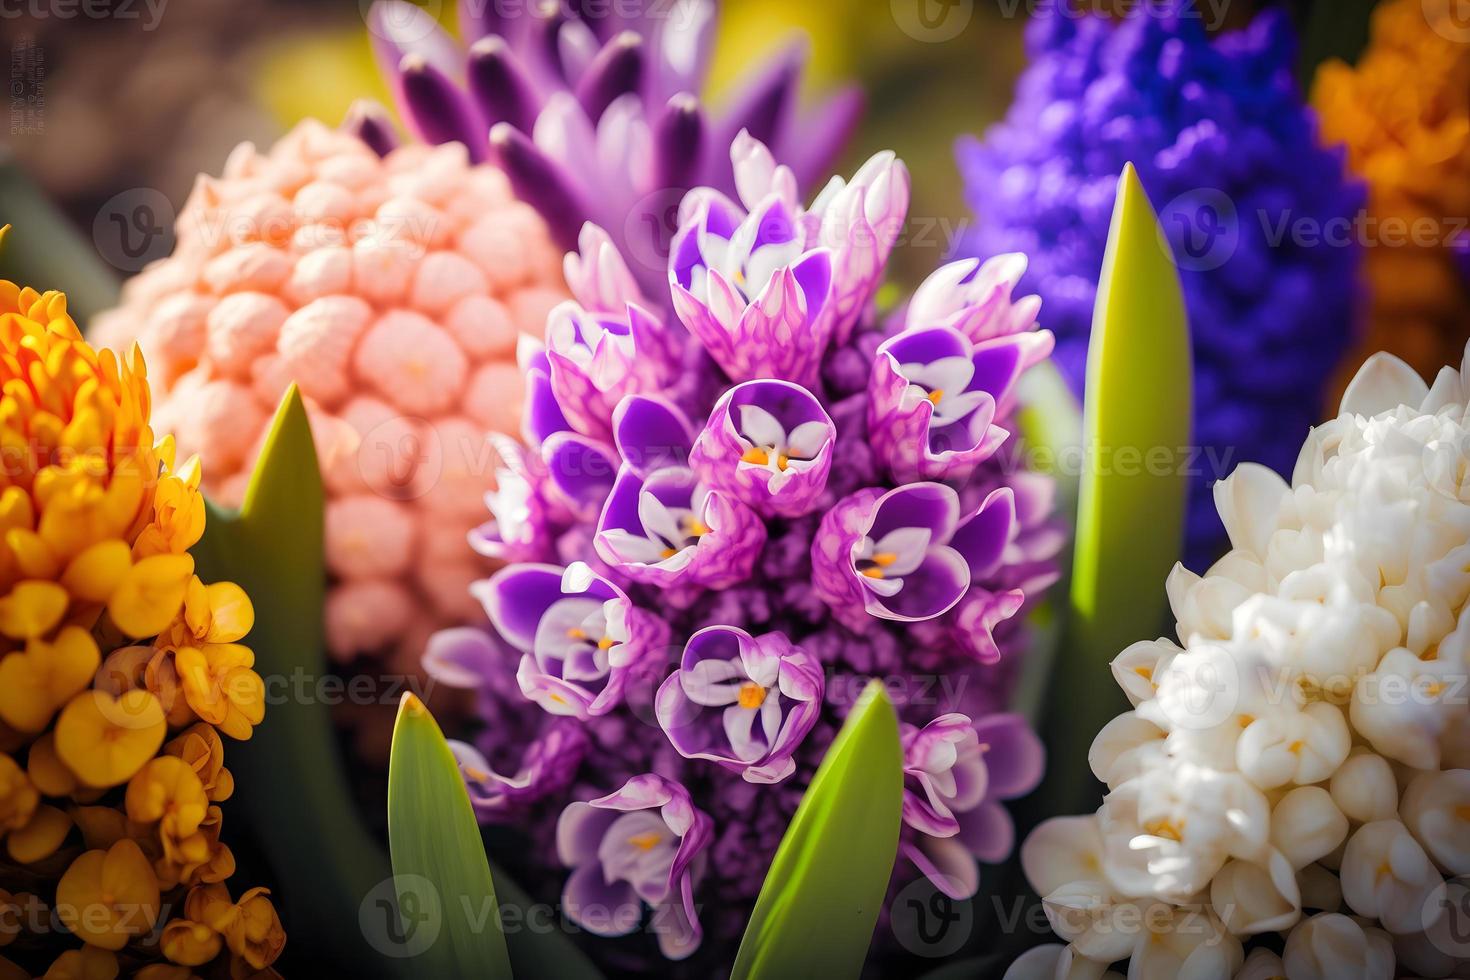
<box><xmin>905</xmin><ymin>254</ymin><xmax>1045</xmax><ymax>349</ymax></box>
<box><xmin>613</xmin><ymin>394</ymin><xmax>695</xmax><ymax>477</ymax></box>
<box><xmin>869</xmin><ymin>326</ymin><xmax>1019</xmax><ymax>483</ymax></box>
<box><xmin>475</xmin><ymin>561</ymin><xmax>663</xmax><ymax>718</ymax></box>
<box><xmin>654</xmin><ymin>626</ymin><xmax>823</xmax><ymax>783</ymax></box>
<box><xmin>540</xmin><ymin>432</ymin><xmax>619</xmax><ymax>521</ymax></box>
<box><xmin>811</xmin><ymin>482</ymin><xmax>971</xmax><ymax>625</ymax></box>
<box><xmin>689</xmin><ymin>380</ymin><xmax>835</xmax><ymax>518</ymax></box>
<box><xmin>595</xmin><ymin>465</ymin><xmax>765</xmax><ymax>589</ymax></box>
<box><xmin>450</xmin><ymin>724</ymin><xmax>587</xmax><ymax>820</ymax></box>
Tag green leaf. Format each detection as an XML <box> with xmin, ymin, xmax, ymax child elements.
<box><xmin>732</xmin><ymin>679</ymin><xmax>903</xmax><ymax>980</ymax></box>
<box><xmin>194</xmin><ymin>387</ymin><xmax>600</xmax><ymax>979</ymax></box>
<box><xmin>388</xmin><ymin>694</ymin><xmax>512</xmax><ymax>978</ymax></box>
<box><xmin>1045</xmin><ymin>163</ymin><xmax>1192</xmax><ymax>816</ymax></box>
<box><xmin>0</xmin><ymin>162</ymin><xmax>121</xmax><ymax>323</ymax></box>
<box><xmin>191</xmin><ymin>386</ymin><xmax>393</xmax><ymax>975</ymax></box>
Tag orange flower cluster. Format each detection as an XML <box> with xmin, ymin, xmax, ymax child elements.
<box><xmin>0</xmin><ymin>259</ymin><xmax>284</xmax><ymax>978</ymax></box>
<box><xmin>1313</xmin><ymin>0</ymin><xmax>1470</xmax><ymax>389</ymax></box>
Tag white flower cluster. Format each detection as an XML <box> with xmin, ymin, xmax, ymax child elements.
<box><xmin>1009</xmin><ymin>349</ymin><xmax>1470</xmax><ymax>980</ymax></box>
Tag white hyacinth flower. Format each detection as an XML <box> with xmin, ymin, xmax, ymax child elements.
<box><xmin>1010</xmin><ymin>345</ymin><xmax>1470</xmax><ymax>978</ymax></box>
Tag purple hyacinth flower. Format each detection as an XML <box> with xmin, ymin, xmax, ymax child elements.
<box><xmin>655</xmin><ymin>626</ymin><xmax>824</xmax><ymax>784</ymax></box>
<box><xmin>564</xmin><ymin>223</ymin><xmax>647</xmax><ymax>315</ymax></box>
<box><xmin>541</xmin><ymin>431</ymin><xmax>620</xmax><ymax>523</ymax></box>
<box><xmin>544</xmin><ymin>301</ymin><xmax>670</xmax><ymax>441</ymax></box>
<box><xmin>613</xmin><ymin>393</ymin><xmax>695</xmax><ymax>477</ymax></box>
<box><xmin>956</xmin><ymin>3</ymin><xmax>1364</xmax><ymax>568</ymax></box>
<box><xmin>474</xmin><ymin>561</ymin><xmax>669</xmax><ymax>719</ymax></box>
<box><xmin>469</xmin><ymin>435</ymin><xmax>562</xmax><ymax>565</ymax></box>
<box><xmin>557</xmin><ymin>774</ymin><xmax>714</xmax><ymax>960</ymax></box>
<box><xmin>945</xmin><ymin>587</ymin><xmax>1027</xmax><ymax>665</ymax></box>
<box><xmin>810</xmin><ymin>482</ymin><xmax>1014</xmax><ymax>630</ymax></box>
<box><xmin>899</xmin><ymin>713</ymin><xmax>1044</xmax><ymax>899</ymax></box>
<box><xmin>868</xmin><ymin>326</ymin><xmax>1031</xmax><ymax>483</ymax></box>
<box><xmin>904</xmin><ymin>255</ymin><xmax>1047</xmax><ymax>349</ymax></box>
<box><xmin>669</xmin><ymin>188</ymin><xmax>834</xmax><ymax>389</ymax></box>
<box><xmin>422</xmin><ymin>628</ymin><xmax>589</xmax><ymax>819</ymax></box>
<box><xmin>689</xmin><ymin>379</ymin><xmax>835</xmax><ymax>518</ymax></box>
<box><xmin>367</xmin><ymin>0</ymin><xmax>860</xmax><ymax>293</ymax></box>
<box><xmin>449</xmin><ymin>732</ymin><xmax>588</xmax><ymax>820</ymax></box>
<box><xmin>804</xmin><ymin>147</ymin><xmax>910</xmax><ymax>345</ymax></box>
<box><xmin>595</xmin><ymin>466</ymin><xmax>765</xmax><ymax>591</ymax></box>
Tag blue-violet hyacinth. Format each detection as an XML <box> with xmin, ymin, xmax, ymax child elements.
<box><xmin>363</xmin><ymin>0</ymin><xmax>862</xmax><ymax>296</ymax></box>
<box><xmin>423</xmin><ymin>133</ymin><xmax>1063</xmax><ymax>964</ymax></box>
<box><xmin>956</xmin><ymin>1</ymin><xmax>1364</xmax><ymax>568</ymax></box>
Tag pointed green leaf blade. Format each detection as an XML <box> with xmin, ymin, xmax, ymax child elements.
<box><xmin>731</xmin><ymin>680</ymin><xmax>903</xmax><ymax>980</ymax></box>
<box><xmin>196</xmin><ymin>387</ymin><xmax>597</xmax><ymax>977</ymax></box>
<box><xmin>1047</xmin><ymin>163</ymin><xmax>1193</xmax><ymax>814</ymax></box>
<box><xmin>191</xmin><ymin>385</ymin><xmax>392</xmax><ymax>975</ymax></box>
<box><xmin>387</xmin><ymin>694</ymin><xmax>512</xmax><ymax>978</ymax></box>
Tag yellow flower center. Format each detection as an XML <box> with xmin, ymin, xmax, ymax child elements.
<box><xmin>1142</xmin><ymin>818</ymin><xmax>1184</xmax><ymax>843</ymax></box>
<box><xmin>627</xmin><ymin>832</ymin><xmax>662</xmax><ymax>852</ymax></box>
<box><xmin>738</xmin><ymin>682</ymin><xmax>767</xmax><ymax>709</ymax></box>
<box><xmin>927</xmin><ymin>389</ymin><xmax>944</xmax><ymax>405</ymax></box>
<box><xmin>861</xmin><ymin>552</ymin><xmax>898</xmax><ymax>579</ymax></box>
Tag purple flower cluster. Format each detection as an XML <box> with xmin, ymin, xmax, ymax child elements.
<box><xmin>365</xmin><ymin>0</ymin><xmax>860</xmax><ymax>295</ymax></box>
<box><xmin>956</xmin><ymin>2</ymin><xmax>1364</xmax><ymax>569</ymax></box>
<box><xmin>427</xmin><ymin>134</ymin><xmax>1060</xmax><ymax>963</ymax></box>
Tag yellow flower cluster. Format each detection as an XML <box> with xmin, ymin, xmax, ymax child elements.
<box><xmin>0</xmin><ymin>262</ymin><xmax>284</xmax><ymax>977</ymax></box>
<box><xmin>1313</xmin><ymin>0</ymin><xmax>1470</xmax><ymax>391</ymax></box>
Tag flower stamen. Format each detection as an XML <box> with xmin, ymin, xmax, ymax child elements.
<box><xmin>737</xmin><ymin>682</ymin><xmax>767</xmax><ymax>709</ymax></box>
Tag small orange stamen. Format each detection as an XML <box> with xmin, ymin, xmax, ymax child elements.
<box><xmin>738</xmin><ymin>682</ymin><xmax>767</xmax><ymax>709</ymax></box>
<box><xmin>927</xmin><ymin>389</ymin><xmax>944</xmax><ymax>405</ymax></box>
<box><xmin>1142</xmin><ymin>818</ymin><xmax>1184</xmax><ymax>842</ymax></box>
<box><xmin>741</xmin><ymin>447</ymin><xmax>769</xmax><ymax>466</ymax></box>
<box><xmin>627</xmin><ymin>832</ymin><xmax>662</xmax><ymax>852</ymax></box>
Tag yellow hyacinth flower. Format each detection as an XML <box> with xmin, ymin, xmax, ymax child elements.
<box><xmin>0</xmin><ymin>258</ymin><xmax>282</xmax><ymax>975</ymax></box>
<box><xmin>54</xmin><ymin>839</ymin><xmax>161</xmax><ymax>951</ymax></box>
<box><xmin>40</xmin><ymin>945</ymin><xmax>117</xmax><ymax>980</ymax></box>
